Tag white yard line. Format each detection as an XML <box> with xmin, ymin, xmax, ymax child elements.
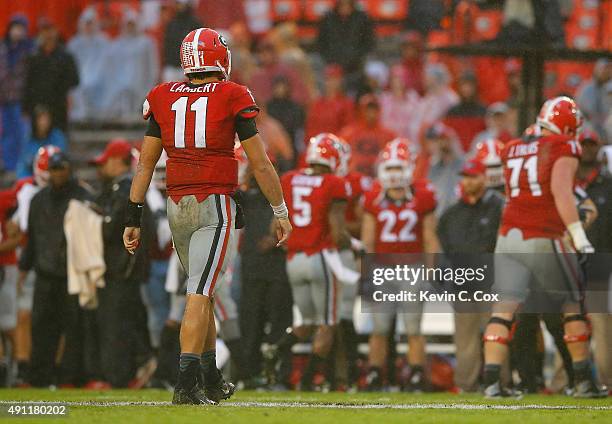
<box><xmin>0</xmin><ymin>400</ymin><xmax>610</xmax><ymax>410</ymax></box>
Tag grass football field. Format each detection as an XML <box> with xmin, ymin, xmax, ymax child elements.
<box><xmin>0</xmin><ymin>389</ymin><xmax>611</xmax><ymax>423</ymax></box>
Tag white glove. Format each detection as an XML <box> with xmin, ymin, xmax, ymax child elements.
<box><xmin>567</xmin><ymin>221</ymin><xmax>594</xmax><ymax>253</ymax></box>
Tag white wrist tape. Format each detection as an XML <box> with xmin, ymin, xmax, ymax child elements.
<box><xmin>271</xmin><ymin>201</ymin><xmax>289</xmax><ymax>219</ymax></box>
<box><xmin>567</xmin><ymin>221</ymin><xmax>590</xmax><ymax>250</ymax></box>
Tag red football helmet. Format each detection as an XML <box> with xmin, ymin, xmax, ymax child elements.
<box><xmin>377</xmin><ymin>138</ymin><xmax>415</xmax><ymax>190</ymax></box>
<box><xmin>473</xmin><ymin>138</ymin><xmax>504</xmax><ymax>189</ymax></box>
<box><xmin>180</xmin><ymin>28</ymin><xmax>231</xmax><ymax>79</ymax></box>
<box><xmin>536</xmin><ymin>96</ymin><xmax>583</xmax><ymax>136</ymax></box>
<box><xmin>306</xmin><ymin>133</ymin><xmax>342</xmax><ymax>173</ymax></box>
<box><xmin>34</xmin><ymin>145</ymin><xmax>62</xmax><ymax>187</ymax></box>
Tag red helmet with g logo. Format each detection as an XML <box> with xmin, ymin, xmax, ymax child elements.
<box><xmin>306</xmin><ymin>133</ymin><xmax>342</xmax><ymax>173</ymax></box>
<box><xmin>180</xmin><ymin>28</ymin><xmax>231</xmax><ymax>79</ymax></box>
<box><xmin>377</xmin><ymin>138</ymin><xmax>415</xmax><ymax>189</ymax></box>
<box><xmin>536</xmin><ymin>96</ymin><xmax>583</xmax><ymax>137</ymax></box>
<box><xmin>473</xmin><ymin>138</ymin><xmax>504</xmax><ymax>188</ymax></box>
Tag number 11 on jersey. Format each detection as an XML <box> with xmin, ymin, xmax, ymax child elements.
<box><xmin>171</xmin><ymin>96</ymin><xmax>208</xmax><ymax>149</ymax></box>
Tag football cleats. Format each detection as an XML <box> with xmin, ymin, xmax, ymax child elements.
<box><xmin>180</xmin><ymin>28</ymin><xmax>231</xmax><ymax>79</ymax></box>
<box><xmin>33</xmin><ymin>145</ymin><xmax>62</xmax><ymax>187</ymax></box>
<box><xmin>473</xmin><ymin>138</ymin><xmax>504</xmax><ymax>189</ymax></box>
<box><xmin>377</xmin><ymin>138</ymin><xmax>415</xmax><ymax>190</ymax></box>
<box><xmin>306</xmin><ymin>133</ymin><xmax>342</xmax><ymax>173</ymax></box>
<box><xmin>536</xmin><ymin>96</ymin><xmax>583</xmax><ymax>137</ymax></box>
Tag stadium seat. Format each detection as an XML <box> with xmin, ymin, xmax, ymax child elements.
<box><xmin>452</xmin><ymin>0</ymin><xmax>502</xmax><ymax>43</ymax></box>
<box><xmin>271</xmin><ymin>0</ymin><xmax>302</xmax><ymax>23</ymax></box>
<box><xmin>303</xmin><ymin>0</ymin><xmax>335</xmax><ymax>22</ymax></box>
<box><xmin>364</xmin><ymin>0</ymin><xmax>409</xmax><ymax>36</ymax></box>
<box><xmin>565</xmin><ymin>0</ymin><xmax>599</xmax><ymax>50</ymax></box>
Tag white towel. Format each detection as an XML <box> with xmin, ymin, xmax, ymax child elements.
<box><xmin>64</xmin><ymin>200</ymin><xmax>106</xmax><ymax>309</ymax></box>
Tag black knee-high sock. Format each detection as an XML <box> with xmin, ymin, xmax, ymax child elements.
<box><xmin>572</xmin><ymin>359</ymin><xmax>593</xmax><ymax>382</ymax></box>
<box><xmin>483</xmin><ymin>364</ymin><xmax>501</xmax><ymax>386</ymax></box>
<box><xmin>339</xmin><ymin>319</ymin><xmax>359</xmax><ymax>384</ymax></box>
<box><xmin>177</xmin><ymin>353</ymin><xmax>200</xmax><ymax>390</ymax></box>
<box><xmin>200</xmin><ymin>350</ymin><xmax>220</xmax><ymax>386</ymax></box>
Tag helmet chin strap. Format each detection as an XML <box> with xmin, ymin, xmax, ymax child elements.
<box><xmin>216</xmin><ymin>60</ymin><xmax>229</xmax><ymax>80</ymax></box>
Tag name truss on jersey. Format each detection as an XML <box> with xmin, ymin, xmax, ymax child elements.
<box><xmin>169</xmin><ymin>82</ymin><xmax>219</xmax><ymax>93</ymax></box>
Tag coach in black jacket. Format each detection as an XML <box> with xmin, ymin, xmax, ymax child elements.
<box><xmin>577</xmin><ymin>130</ymin><xmax>612</xmax><ymax>388</ymax></box>
<box><xmin>19</xmin><ymin>152</ymin><xmax>92</xmax><ymax>387</ymax></box>
<box><xmin>437</xmin><ymin>159</ymin><xmax>504</xmax><ymax>392</ymax></box>
<box><xmin>91</xmin><ymin>139</ymin><xmax>153</xmax><ymax>387</ymax></box>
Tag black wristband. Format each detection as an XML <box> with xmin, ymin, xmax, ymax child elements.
<box><xmin>126</xmin><ymin>200</ymin><xmax>144</xmax><ymax>227</ymax></box>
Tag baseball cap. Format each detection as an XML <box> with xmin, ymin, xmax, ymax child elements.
<box><xmin>48</xmin><ymin>151</ymin><xmax>71</xmax><ymax>170</ymax></box>
<box><xmin>91</xmin><ymin>139</ymin><xmax>132</xmax><ymax>165</ymax></box>
<box><xmin>460</xmin><ymin>159</ymin><xmax>486</xmax><ymax>176</ymax></box>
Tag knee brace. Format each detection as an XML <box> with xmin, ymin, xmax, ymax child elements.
<box><xmin>483</xmin><ymin>317</ymin><xmax>514</xmax><ymax>345</ymax></box>
<box><xmin>563</xmin><ymin>314</ymin><xmax>591</xmax><ymax>343</ymax></box>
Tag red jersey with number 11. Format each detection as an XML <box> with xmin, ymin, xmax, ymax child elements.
<box><xmin>500</xmin><ymin>134</ymin><xmax>581</xmax><ymax>239</ymax></box>
<box><xmin>144</xmin><ymin>80</ymin><xmax>258</xmax><ymax>202</ymax></box>
<box><xmin>281</xmin><ymin>169</ymin><xmax>347</xmax><ymax>258</ymax></box>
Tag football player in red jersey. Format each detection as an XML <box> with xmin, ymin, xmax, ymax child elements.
<box><xmin>483</xmin><ymin>96</ymin><xmax>606</xmax><ymax>398</ymax></box>
<box><xmin>361</xmin><ymin>138</ymin><xmax>440</xmax><ymax>391</ymax></box>
<box><xmin>277</xmin><ymin>133</ymin><xmax>349</xmax><ymax>390</ymax></box>
<box><xmin>122</xmin><ymin>28</ymin><xmax>292</xmax><ymax>405</ymax></box>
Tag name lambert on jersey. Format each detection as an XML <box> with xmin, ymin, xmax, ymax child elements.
<box><xmin>169</xmin><ymin>82</ymin><xmax>220</xmax><ymax>93</ymax></box>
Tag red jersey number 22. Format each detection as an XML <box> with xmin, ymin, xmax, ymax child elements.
<box><xmin>171</xmin><ymin>97</ymin><xmax>208</xmax><ymax>149</ymax></box>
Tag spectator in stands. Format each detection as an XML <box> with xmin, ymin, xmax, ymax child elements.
<box><xmin>425</xmin><ymin>123</ymin><xmax>463</xmax><ymax>215</ymax></box>
<box><xmin>266</xmin><ymin>76</ymin><xmax>304</xmax><ymax>166</ymax></box>
<box><xmin>67</xmin><ymin>8</ymin><xmax>110</xmax><ymax>122</ymax></box>
<box><xmin>304</xmin><ymin>65</ymin><xmax>354</xmax><ymax>142</ymax></box>
<box><xmin>470</xmin><ymin>102</ymin><xmax>513</xmax><ymax>151</ymax></box>
<box><xmin>255</xmin><ymin>107</ymin><xmax>294</xmax><ymax>173</ymax></box>
<box><xmin>339</xmin><ymin>94</ymin><xmax>396</xmax><ymax>177</ymax></box>
<box><xmin>228</xmin><ymin>23</ymin><xmax>257</xmax><ymax>85</ymax></box>
<box><xmin>317</xmin><ymin>0</ymin><xmax>375</xmax><ymax>90</ymax></box>
<box><xmin>16</xmin><ymin>105</ymin><xmax>66</xmax><ymax>179</ymax></box>
<box><xmin>409</xmin><ymin>63</ymin><xmax>458</xmax><ymax>145</ymax></box>
<box><xmin>444</xmin><ymin>71</ymin><xmax>487</xmax><ymax>153</ymax></box>
<box><xmin>404</xmin><ymin>0</ymin><xmax>445</xmax><ymax>35</ymax></box>
<box><xmin>356</xmin><ymin>60</ymin><xmax>389</xmax><ymax>99</ymax></box>
<box><xmin>161</xmin><ymin>0</ymin><xmax>202</xmax><ymax>82</ymax></box>
<box><xmin>249</xmin><ymin>38</ymin><xmax>309</xmax><ymax>106</ymax></box>
<box><xmin>0</xmin><ymin>15</ymin><xmax>33</xmax><ymax>172</ymax></box>
<box><xmin>91</xmin><ymin>139</ymin><xmax>154</xmax><ymax>387</ymax></box>
<box><xmin>102</xmin><ymin>10</ymin><xmax>159</xmax><ymax>122</ymax></box>
<box><xmin>19</xmin><ymin>151</ymin><xmax>92</xmax><ymax>387</ymax></box>
<box><xmin>576</xmin><ymin>59</ymin><xmax>611</xmax><ymax>138</ymax></box>
<box><xmin>380</xmin><ymin>65</ymin><xmax>420</xmax><ymax>140</ymax></box>
<box><xmin>398</xmin><ymin>31</ymin><xmax>424</xmax><ymax>95</ymax></box>
<box><xmin>437</xmin><ymin>159</ymin><xmax>504</xmax><ymax>392</ymax></box>
<box><xmin>272</xmin><ymin>22</ymin><xmax>317</xmax><ymax>101</ymax></box>
<box><xmin>23</xmin><ymin>20</ymin><xmax>79</xmax><ymax>132</ymax></box>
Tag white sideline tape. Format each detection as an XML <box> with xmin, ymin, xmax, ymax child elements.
<box><xmin>0</xmin><ymin>400</ymin><xmax>610</xmax><ymax>410</ymax></box>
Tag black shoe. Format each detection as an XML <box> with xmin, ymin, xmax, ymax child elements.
<box><xmin>365</xmin><ymin>369</ymin><xmax>383</xmax><ymax>392</ymax></box>
<box><xmin>403</xmin><ymin>369</ymin><xmax>426</xmax><ymax>393</ymax></box>
<box><xmin>484</xmin><ymin>382</ymin><xmax>522</xmax><ymax>399</ymax></box>
<box><xmin>204</xmin><ymin>370</ymin><xmax>236</xmax><ymax>403</ymax></box>
<box><xmin>172</xmin><ymin>385</ymin><xmax>217</xmax><ymax>405</ymax></box>
<box><xmin>573</xmin><ymin>379</ymin><xmax>608</xmax><ymax>398</ymax></box>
